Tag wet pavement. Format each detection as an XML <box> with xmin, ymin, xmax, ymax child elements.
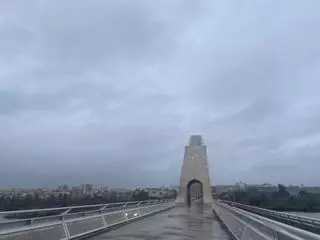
<box><xmin>91</xmin><ymin>204</ymin><xmax>231</xmax><ymax>240</ymax></box>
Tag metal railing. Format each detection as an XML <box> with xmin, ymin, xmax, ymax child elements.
<box><xmin>212</xmin><ymin>201</ymin><xmax>320</xmax><ymax>240</ymax></box>
<box><xmin>0</xmin><ymin>200</ymin><xmax>163</xmax><ymax>229</ymax></box>
<box><xmin>0</xmin><ymin>200</ymin><xmax>175</xmax><ymax>240</ymax></box>
<box><xmin>223</xmin><ymin>201</ymin><xmax>320</xmax><ymax>234</ymax></box>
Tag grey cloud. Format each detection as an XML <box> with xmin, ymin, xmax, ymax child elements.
<box><xmin>1</xmin><ymin>0</ymin><xmax>320</xmax><ymax>188</ymax></box>
<box><xmin>33</xmin><ymin>1</ymin><xmax>178</xmax><ymax>72</ymax></box>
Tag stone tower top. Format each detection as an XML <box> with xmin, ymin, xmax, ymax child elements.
<box><xmin>189</xmin><ymin>135</ymin><xmax>203</xmax><ymax>146</ymax></box>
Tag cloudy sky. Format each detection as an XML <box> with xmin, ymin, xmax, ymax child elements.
<box><xmin>1</xmin><ymin>0</ymin><xmax>320</xmax><ymax>188</ymax></box>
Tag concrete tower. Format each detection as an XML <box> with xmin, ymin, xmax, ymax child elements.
<box><xmin>176</xmin><ymin>135</ymin><xmax>212</xmax><ymax>205</ymax></box>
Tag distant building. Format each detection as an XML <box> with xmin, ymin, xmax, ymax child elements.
<box><xmin>147</xmin><ymin>188</ymin><xmax>164</xmax><ymax>198</ymax></box>
<box><xmin>70</xmin><ymin>187</ymin><xmax>82</xmax><ymax>198</ymax></box>
<box><xmin>146</xmin><ymin>188</ymin><xmax>165</xmax><ymax>198</ymax></box>
<box><xmin>235</xmin><ymin>182</ymin><xmax>247</xmax><ymax>191</ymax></box>
<box><xmin>92</xmin><ymin>184</ymin><xmax>108</xmax><ymax>194</ymax></box>
<box><xmin>102</xmin><ymin>186</ymin><xmax>109</xmax><ymax>193</ymax></box>
<box><xmin>81</xmin><ymin>184</ymin><xmax>94</xmax><ymax>196</ymax></box>
<box><xmin>58</xmin><ymin>184</ymin><xmax>69</xmax><ymax>191</ymax></box>
<box><xmin>258</xmin><ymin>183</ymin><xmax>277</xmax><ymax>192</ymax></box>
<box><xmin>143</xmin><ymin>187</ymin><xmax>177</xmax><ymax>199</ymax></box>
<box><xmin>214</xmin><ymin>185</ymin><xmax>237</xmax><ymax>194</ymax></box>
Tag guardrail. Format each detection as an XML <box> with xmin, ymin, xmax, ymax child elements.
<box><xmin>212</xmin><ymin>201</ymin><xmax>320</xmax><ymax>240</ymax></box>
<box><xmin>0</xmin><ymin>200</ymin><xmax>175</xmax><ymax>240</ymax></box>
<box><xmin>0</xmin><ymin>200</ymin><xmax>166</xmax><ymax>230</ymax></box>
<box><xmin>223</xmin><ymin>201</ymin><xmax>320</xmax><ymax>235</ymax></box>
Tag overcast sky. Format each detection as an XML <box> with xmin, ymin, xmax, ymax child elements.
<box><xmin>1</xmin><ymin>0</ymin><xmax>320</xmax><ymax>188</ymax></box>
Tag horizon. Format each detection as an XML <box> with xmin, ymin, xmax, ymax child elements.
<box><xmin>1</xmin><ymin>182</ymin><xmax>318</xmax><ymax>190</ymax></box>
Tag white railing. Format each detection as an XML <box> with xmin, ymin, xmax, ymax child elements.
<box><xmin>212</xmin><ymin>201</ymin><xmax>320</xmax><ymax>240</ymax></box>
<box><xmin>0</xmin><ymin>200</ymin><xmax>175</xmax><ymax>240</ymax></box>
<box><xmin>225</xmin><ymin>201</ymin><xmax>320</xmax><ymax>232</ymax></box>
<box><xmin>0</xmin><ymin>200</ymin><xmax>164</xmax><ymax>230</ymax></box>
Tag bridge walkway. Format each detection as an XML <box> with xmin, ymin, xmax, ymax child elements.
<box><xmin>91</xmin><ymin>204</ymin><xmax>231</xmax><ymax>240</ymax></box>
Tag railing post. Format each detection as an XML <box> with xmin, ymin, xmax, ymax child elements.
<box><xmin>26</xmin><ymin>219</ymin><xmax>34</xmax><ymax>225</ymax></box>
<box><xmin>101</xmin><ymin>214</ymin><xmax>107</xmax><ymax>228</ymax></box>
<box><xmin>62</xmin><ymin>220</ymin><xmax>71</xmax><ymax>240</ymax></box>
<box><xmin>123</xmin><ymin>203</ymin><xmax>128</xmax><ymax>220</ymax></box>
<box><xmin>137</xmin><ymin>202</ymin><xmax>141</xmax><ymax>216</ymax></box>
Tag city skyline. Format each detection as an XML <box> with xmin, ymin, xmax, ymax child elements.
<box><xmin>1</xmin><ymin>1</ymin><xmax>320</xmax><ymax>188</ymax></box>
<box><xmin>1</xmin><ymin>181</ymin><xmax>319</xmax><ymax>191</ymax></box>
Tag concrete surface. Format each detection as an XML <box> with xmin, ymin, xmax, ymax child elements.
<box><xmin>91</xmin><ymin>204</ymin><xmax>230</xmax><ymax>240</ymax></box>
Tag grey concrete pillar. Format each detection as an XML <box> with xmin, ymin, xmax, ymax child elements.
<box><xmin>176</xmin><ymin>135</ymin><xmax>212</xmax><ymax>205</ymax></box>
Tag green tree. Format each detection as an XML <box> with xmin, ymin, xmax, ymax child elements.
<box><xmin>299</xmin><ymin>190</ymin><xmax>308</xmax><ymax>199</ymax></box>
<box><xmin>277</xmin><ymin>184</ymin><xmax>289</xmax><ymax>197</ymax></box>
<box><xmin>132</xmin><ymin>189</ymin><xmax>149</xmax><ymax>201</ymax></box>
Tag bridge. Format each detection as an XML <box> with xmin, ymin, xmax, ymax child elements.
<box><xmin>1</xmin><ymin>135</ymin><xmax>320</xmax><ymax>240</ymax></box>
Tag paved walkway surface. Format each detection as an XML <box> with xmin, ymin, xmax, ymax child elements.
<box><xmin>91</xmin><ymin>204</ymin><xmax>231</xmax><ymax>240</ymax></box>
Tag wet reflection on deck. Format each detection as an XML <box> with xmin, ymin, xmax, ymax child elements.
<box><xmin>92</xmin><ymin>204</ymin><xmax>230</xmax><ymax>240</ymax></box>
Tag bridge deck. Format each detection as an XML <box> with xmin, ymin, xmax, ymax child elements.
<box><xmin>91</xmin><ymin>205</ymin><xmax>230</xmax><ymax>240</ymax></box>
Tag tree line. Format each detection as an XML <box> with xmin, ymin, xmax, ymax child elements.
<box><xmin>219</xmin><ymin>184</ymin><xmax>320</xmax><ymax>212</ymax></box>
<box><xmin>0</xmin><ymin>189</ymin><xmax>176</xmax><ymax>211</ymax></box>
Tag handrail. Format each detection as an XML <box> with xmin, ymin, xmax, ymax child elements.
<box><xmin>226</xmin><ymin>203</ymin><xmax>320</xmax><ymax>240</ymax></box>
<box><xmin>223</xmin><ymin>201</ymin><xmax>320</xmax><ymax>228</ymax></box>
<box><xmin>0</xmin><ymin>206</ymin><xmax>148</xmax><ymax>235</ymax></box>
<box><xmin>0</xmin><ymin>201</ymin><xmax>175</xmax><ymax>239</ymax></box>
<box><xmin>0</xmin><ymin>200</ymin><xmax>173</xmax><ymax>228</ymax></box>
<box><xmin>213</xmin><ymin>201</ymin><xmax>320</xmax><ymax>240</ymax></box>
<box><xmin>0</xmin><ymin>200</ymin><xmax>151</xmax><ymax>215</ymax></box>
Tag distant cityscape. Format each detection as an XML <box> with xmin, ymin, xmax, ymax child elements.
<box><xmin>0</xmin><ymin>184</ymin><xmax>178</xmax><ymax>209</ymax></box>
<box><xmin>213</xmin><ymin>182</ymin><xmax>320</xmax><ymax>196</ymax></box>
<box><xmin>213</xmin><ymin>182</ymin><xmax>320</xmax><ymax>213</ymax></box>
<box><xmin>1</xmin><ymin>182</ymin><xmax>320</xmax><ymax>211</ymax></box>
